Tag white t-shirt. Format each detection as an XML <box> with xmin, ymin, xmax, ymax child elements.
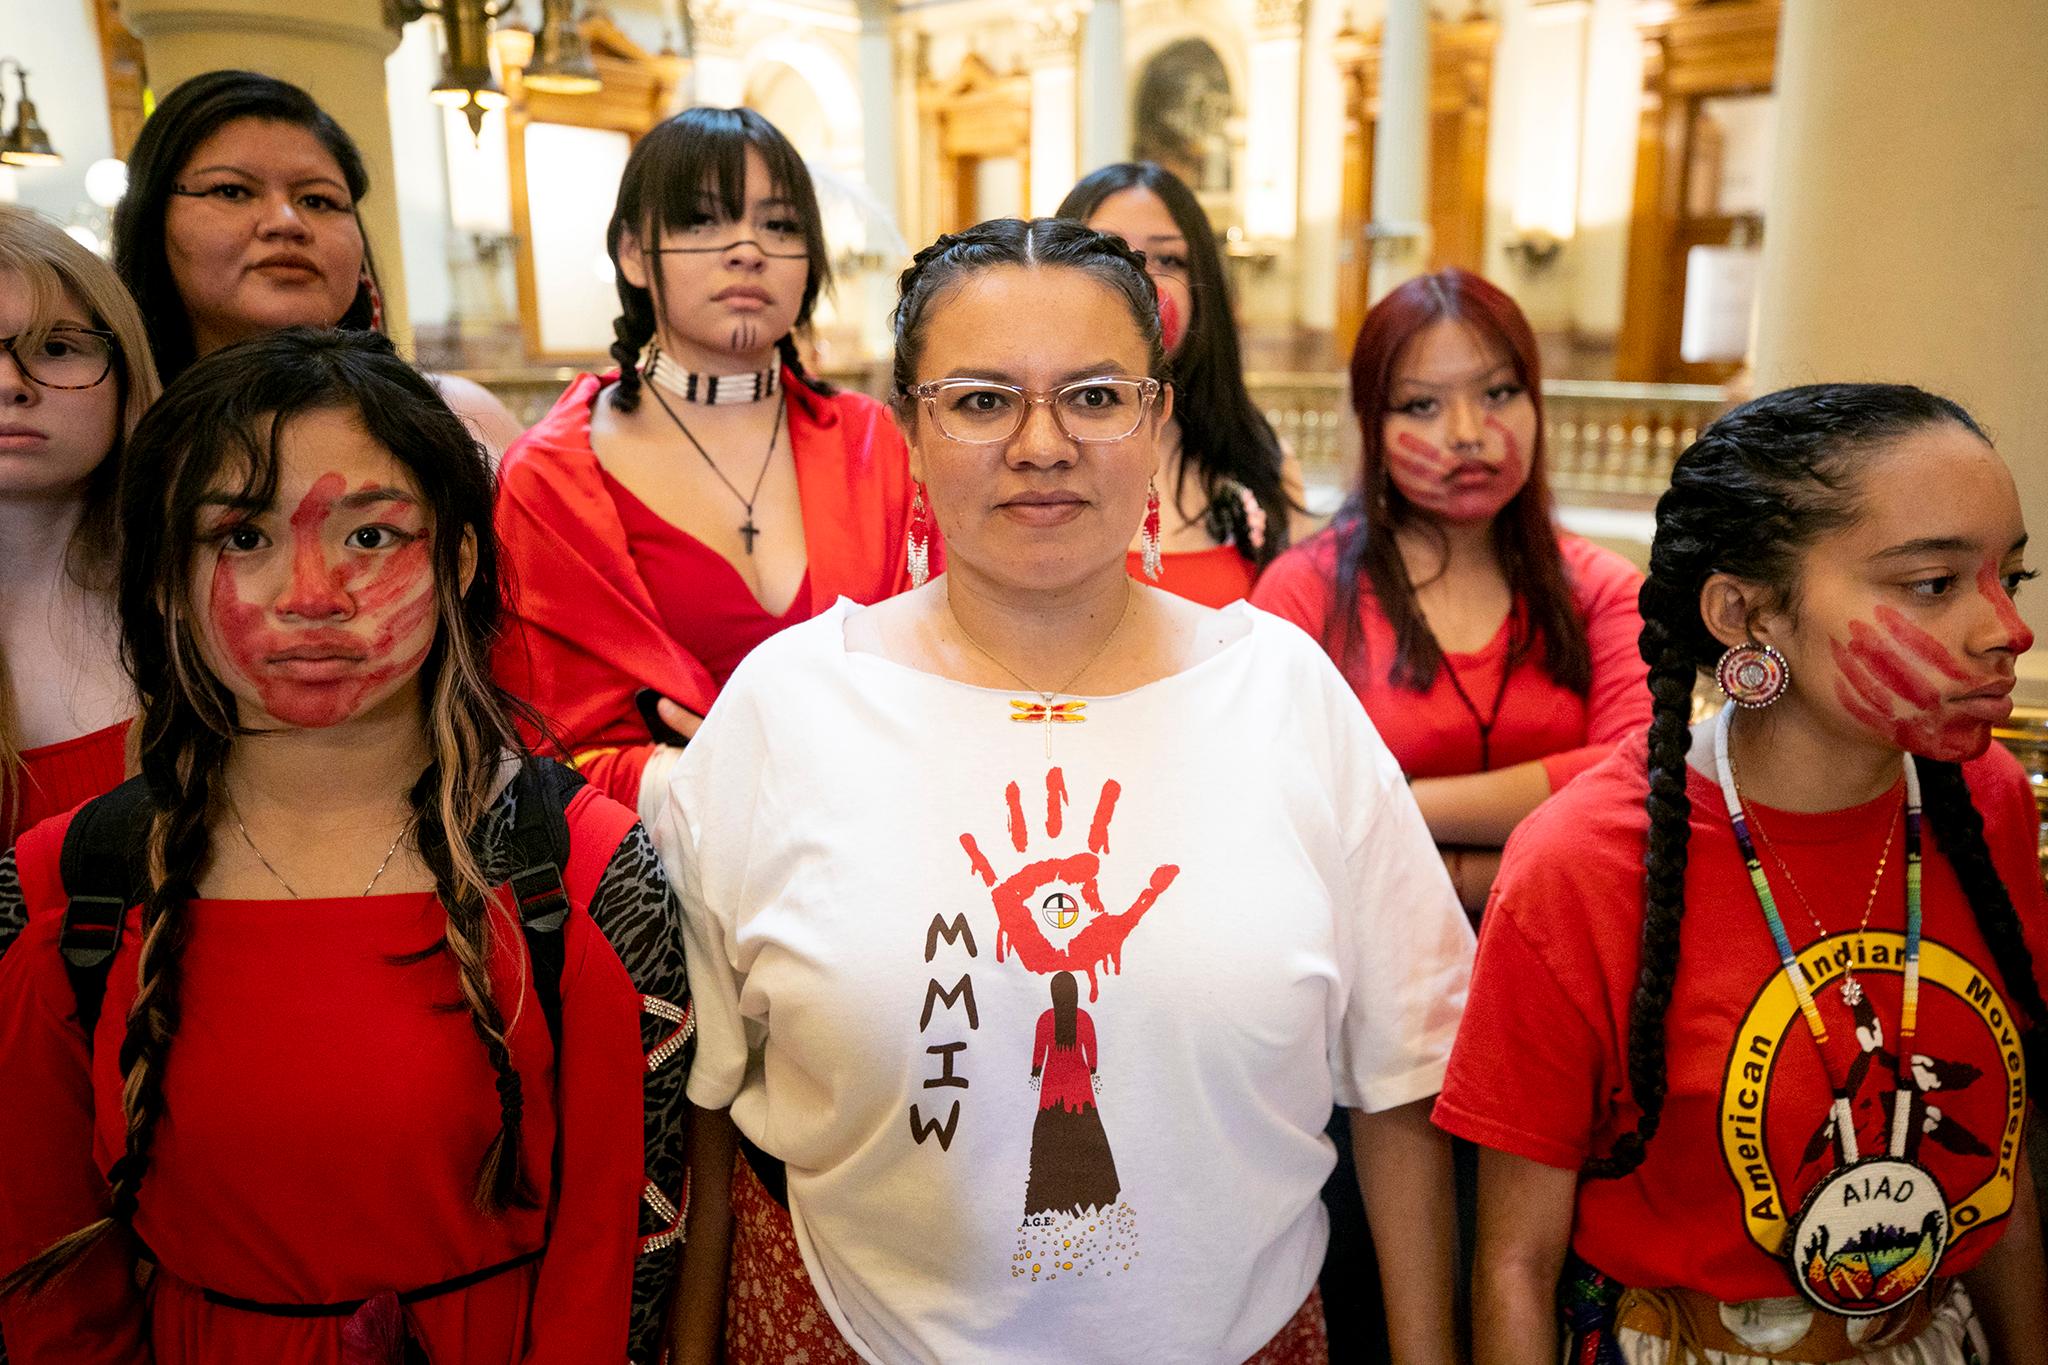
<box><xmin>658</xmin><ymin>600</ymin><xmax>1473</xmax><ymax>1364</ymax></box>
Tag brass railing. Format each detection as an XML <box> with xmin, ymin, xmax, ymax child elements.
<box><xmin>1993</xmin><ymin>709</ymin><xmax>2048</xmax><ymax>878</ymax></box>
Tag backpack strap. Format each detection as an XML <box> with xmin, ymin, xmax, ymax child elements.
<box><xmin>504</xmin><ymin>759</ymin><xmax>585</xmax><ymax>1044</ymax></box>
<box><xmin>56</xmin><ymin>777</ymin><xmax>154</xmax><ymax>1040</ymax></box>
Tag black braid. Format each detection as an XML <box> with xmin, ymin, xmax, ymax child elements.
<box><xmin>607</xmin><ymin>287</ymin><xmax>657</xmax><ymax>413</ymax></box>
<box><xmin>1586</xmin><ymin>382</ymin><xmax>1990</xmax><ymax>1179</ymax></box>
<box><xmin>1583</xmin><ymin>606</ymin><xmax>1697</xmax><ymax>1178</ymax></box>
<box><xmin>1916</xmin><ymin>759</ymin><xmax>2048</xmax><ymax>1094</ymax></box>
<box><xmin>410</xmin><ymin>764</ymin><xmax>536</xmax><ymax>1212</ymax></box>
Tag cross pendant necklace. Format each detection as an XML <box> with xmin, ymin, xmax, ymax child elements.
<box><xmin>647</xmin><ymin>381</ymin><xmax>785</xmax><ymax>555</ymax></box>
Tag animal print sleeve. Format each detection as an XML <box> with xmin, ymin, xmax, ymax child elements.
<box><xmin>585</xmin><ymin>821</ymin><xmax>694</xmax><ymax>1365</ymax></box>
<box><xmin>0</xmin><ymin>850</ymin><xmax>25</xmax><ymax>963</ymax></box>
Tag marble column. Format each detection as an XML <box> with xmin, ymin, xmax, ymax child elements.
<box><xmin>1025</xmin><ymin>10</ymin><xmax>1082</xmax><ymax>215</ymax></box>
<box><xmin>856</xmin><ymin>1</ymin><xmax>900</xmax><ymax>356</ymax></box>
<box><xmin>1078</xmin><ymin>0</ymin><xmax>1128</xmax><ymax>175</ymax></box>
<box><xmin>1366</xmin><ymin>0</ymin><xmax>1429</xmax><ymax>304</ymax></box>
<box><xmin>1752</xmin><ymin>0</ymin><xmax>2048</xmax><ymax>694</ymax></box>
<box><xmin>121</xmin><ymin>0</ymin><xmax>412</xmax><ymax>345</ymax></box>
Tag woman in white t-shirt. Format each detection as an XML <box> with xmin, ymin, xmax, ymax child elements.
<box><xmin>657</xmin><ymin>217</ymin><xmax>1474</xmax><ymax>1365</ymax></box>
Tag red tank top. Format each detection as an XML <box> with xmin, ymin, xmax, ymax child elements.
<box><xmin>1127</xmin><ymin>545</ymin><xmax>1259</xmax><ymax>608</ymax></box>
<box><xmin>602</xmin><ymin>472</ymin><xmax>811</xmax><ymax>687</ymax></box>
<box><xmin>6</xmin><ymin>718</ymin><xmax>130</xmax><ymax>848</ymax></box>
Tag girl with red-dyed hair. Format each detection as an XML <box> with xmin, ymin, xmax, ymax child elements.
<box><xmin>1252</xmin><ymin>268</ymin><xmax>1651</xmax><ymax>915</ymax></box>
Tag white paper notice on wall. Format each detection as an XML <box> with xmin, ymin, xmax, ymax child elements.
<box><xmin>1679</xmin><ymin>244</ymin><xmax>1761</xmax><ymax>364</ymax></box>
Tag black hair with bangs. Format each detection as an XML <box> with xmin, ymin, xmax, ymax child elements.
<box><xmin>605</xmin><ymin>106</ymin><xmax>834</xmax><ymax>409</ymax></box>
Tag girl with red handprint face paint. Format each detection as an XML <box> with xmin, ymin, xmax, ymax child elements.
<box><xmin>1438</xmin><ymin>385</ymin><xmax>2048</xmax><ymax>1364</ymax></box>
<box><xmin>658</xmin><ymin>217</ymin><xmax>1474</xmax><ymax>1365</ymax></box>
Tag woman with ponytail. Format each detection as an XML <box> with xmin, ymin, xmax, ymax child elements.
<box><xmin>0</xmin><ymin>329</ymin><xmax>692</xmax><ymax>1364</ymax></box>
<box><xmin>493</xmin><ymin>107</ymin><xmax>921</xmax><ymax>826</ymax></box>
<box><xmin>1437</xmin><ymin>384</ymin><xmax>2048</xmax><ymax>1363</ymax></box>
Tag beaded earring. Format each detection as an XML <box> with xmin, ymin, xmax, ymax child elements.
<box><xmin>1716</xmin><ymin>641</ymin><xmax>1789</xmax><ymax>708</ymax></box>
<box><xmin>1141</xmin><ymin>480</ymin><xmax>1163</xmax><ymax>581</ymax></box>
<box><xmin>907</xmin><ymin>483</ymin><xmax>933</xmax><ymax>588</ymax></box>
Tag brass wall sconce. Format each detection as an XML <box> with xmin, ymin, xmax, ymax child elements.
<box><xmin>0</xmin><ymin>58</ymin><xmax>61</xmax><ymax>167</ymax></box>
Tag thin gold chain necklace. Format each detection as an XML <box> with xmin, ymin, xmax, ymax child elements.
<box><xmin>1732</xmin><ymin>767</ymin><xmax>1901</xmax><ymax>1007</ymax></box>
<box><xmin>947</xmin><ymin>582</ymin><xmax>1133</xmax><ymax>757</ymax></box>
<box><xmin>231</xmin><ymin>799</ymin><xmax>409</xmax><ymax>899</ymax></box>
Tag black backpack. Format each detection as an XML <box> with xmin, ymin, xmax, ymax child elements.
<box><xmin>55</xmin><ymin>759</ymin><xmax>585</xmax><ymax>1045</ymax></box>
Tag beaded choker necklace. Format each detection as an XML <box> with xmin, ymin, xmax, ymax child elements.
<box><xmin>1712</xmin><ymin>701</ymin><xmax>1946</xmax><ymax>1320</ymax></box>
<box><xmin>645</xmin><ymin>348</ymin><xmax>780</xmax><ymax>406</ymax></box>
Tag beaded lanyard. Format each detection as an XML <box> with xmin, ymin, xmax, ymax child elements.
<box><xmin>1713</xmin><ymin>701</ymin><xmax>1946</xmax><ymax>1317</ymax></box>
<box><xmin>1714</xmin><ymin>701</ymin><xmax>1923</xmax><ymax>1158</ymax></box>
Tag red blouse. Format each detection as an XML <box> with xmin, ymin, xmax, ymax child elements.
<box><xmin>603</xmin><ymin>471</ymin><xmax>810</xmax><ymax>688</ymax></box>
<box><xmin>1251</xmin><ymin>530</ymin><xmax>1651</xmax><ymax>791</ymax></box>
<box><xmin>1031</xmin><ymin>1010</ymin><xmax>1101</xmax><ymax>1114</ymax></box>
<box><xmin>1127</xmin><ymin>545</ymin><xmax>1259</xmax><ymax>608</ymax></box>
<box><xmin>494</xmin><ymin>371</ymin><xmax>921</xmax><ymax>810</ymax></box>
<box><xmin>5</xmin><ymin>719</ymin><xmax>129</xmax><ymax>849</ymax></box>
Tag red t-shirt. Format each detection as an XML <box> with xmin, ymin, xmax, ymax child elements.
<box><xmin>1434</xmin><ymin>732</ymin><xmax>2048</xmax><ymax>1301</ymax></box>
<box><xmin>1251</xmin><ymin>530</ymin><xmax>1649</xmax><ymax>790</ymax></box>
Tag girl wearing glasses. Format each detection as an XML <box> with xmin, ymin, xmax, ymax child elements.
<box><xmin>657</xmin><ymin>218</ymin><xmax>1472</xmax><ymax>1364</ymax></box>
<box><xmin>493</xmin><ymin>107</ymin><xmax>921</xmax><ymax>829</ymax></box>
<box><xmin>1058</xmin><ymin>163</ymin><xmax>1307</xmax><ymax>606</ymax></box>
<box><xmin>111</xmin><ymin>70</ymin><xmax>524</xmax><ymax>457</ymax></box>
<box><xmin>0</xmin><ymin>206</ymin><xmax>160</xmax><ymax>847</ymax></box>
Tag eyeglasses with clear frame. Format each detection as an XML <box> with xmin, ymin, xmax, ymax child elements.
<box><xmin>0</xmin><ymin>327</ymin><xmax>118</xmax><ymax>390</ymax></box>
<box><xmin>907</xmin><ymin>375</ymin><xmax>1163</xmax><ymax>444</ymax></box>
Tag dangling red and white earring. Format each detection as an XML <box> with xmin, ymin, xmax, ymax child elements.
<box><xmin>360</xmin><ymin>265</ymin><xmax>384</xmax><ymax>334</ymax></box>
<box><xmin>907</xmin><ymin>482</ymin><xmax>933</xmax><ymax>588</ymax></box>
<box><xmin>1141</xmin><ymin>479</ymin><xmax>1163</xmax><ymax>581</ymax></box>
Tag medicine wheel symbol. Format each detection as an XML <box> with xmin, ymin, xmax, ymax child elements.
<box><xmin>1041</xmin><ymin>891</ymin><xmax>1079</xmax><ymax>930</ymax></box>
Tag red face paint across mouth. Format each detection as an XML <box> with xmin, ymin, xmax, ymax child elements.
<box><xmin>1830</xmin><ymin>580</ymin><xmax>2027</xmax><ymax>762</ymax></box>
<box><xmin>206</xmin><ymin>473</ymin><xmax>438</xmax><ymax>729</ymax></box>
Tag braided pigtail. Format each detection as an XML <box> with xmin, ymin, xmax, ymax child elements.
<box><xmin>1583</xmin><ymin>598</ymin><xmax>1699</xmax><ymax>1179</ymax></box>
<box><xmin>607</xmin><ymin>284</ymin><xmax>656</xmax><ymax>414</ymax></box>
<box><xmin>0</xmin><ymin>731</ymin><xmax>219</xmax><ymax>1295</ymax></box>
<box><xmin>776</xmin><ymin>332</ymin><xmax>837</xmax><ymax>398</ymax></box>
<box><xmin>412</xmin><ymin>759</ymin><xmax>535</xmax><ymax>1212</ymax></box>
<box><xmin>1916</xmin><ymin>759</ymin><xmax>2048</xmax><ymax>1095</ymax></box>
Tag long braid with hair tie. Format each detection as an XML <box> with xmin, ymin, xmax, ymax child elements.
<box><xmin>1583</xmin><ymin>568</ymin><xmax>1705</xmax><ymax>1180</ymax></box>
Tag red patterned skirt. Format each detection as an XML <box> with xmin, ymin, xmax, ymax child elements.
<box><xmin>725</xmin><ymin>1154</ymin><xmax>1330</xmax><ymax>1364</ymax></box>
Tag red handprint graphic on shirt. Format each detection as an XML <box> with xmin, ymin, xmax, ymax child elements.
<box><xmin>958</xmin><ymin>768</ymin><xmax>1179</xmax><ymax>1001</ymax></box>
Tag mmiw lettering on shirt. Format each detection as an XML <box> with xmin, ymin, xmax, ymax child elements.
<box><xmin>911</xmin><ymin>912</ymin><xmax>979</xmax><ymax>1151</ymax></box>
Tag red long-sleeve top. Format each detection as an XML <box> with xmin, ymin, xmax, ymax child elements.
<box><xmin>0</xmin><ymin>794</ymin><xmax>648</xmax><ymax>1364</ymax></box>
<box><xmin>1251</xmin><ymin>530</ymin><xmax>1651</xmax><ymax>790</ymax></box>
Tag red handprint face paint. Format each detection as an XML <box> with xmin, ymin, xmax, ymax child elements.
<box><xmin>196</xmin><ymin>408</ymin><xmax>439</xmax><ymax>731</ymax></box>
<box><xmin>1828</xmin><ymin>564</ymin><xmax>2033</xmax><ymax>762</ymax></box>
<box><xmin>1379</xmin><ymin>319</ymin><xmax>1535</xmax><ymax>525</ymax></box>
